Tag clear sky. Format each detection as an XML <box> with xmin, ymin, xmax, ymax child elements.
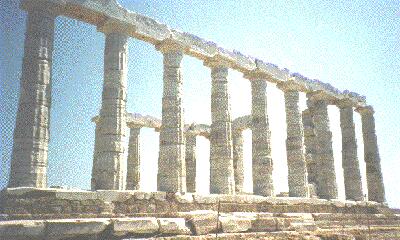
<box><xmin>1</xmin><ymin>0</ymin><xmax>399</xmax><ymax>208</ymax></box>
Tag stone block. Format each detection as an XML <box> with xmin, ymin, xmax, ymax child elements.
<box><xmin>219</xmin><ymin>215</ymin><xmax>252</xmax><ymax>233</ymax></box>
<box><xmin>113</xmin><ymin>217</ymin><xmax>159</xmax><ymax>236</ymax></box>
<box><xmin>250</xmin><ymin>217</ymin><xmax>278</xmax><ymax>232</ymax></box>
<box><xmin>175</xmin><ymin>192</ymin><xmax>194</xmax><ymax>203</ymax></box>
<box><xmin>134</xmin><ymin>191</ymin><xmax>152</xmax><ymax>200</ymax></box>
<box><xmin>96</xmin><ymin>190</ymin><xmax>135</xmax><ymax>202</ymax></box>
<box><xmin>157</xmin><ymin>218</ymin><xmax>191</xmax><ymax>235</ymax></box>
<box><xmin>55</xmin><ymin>190</ymin><xmax>97</xmax><ymax>201</ymax></box>
<box><xmin>177</xmin><ymin>210</ymin><xmax>218</xmax><ymax>235</ymax></box>
<box><xmin>0</xmin><ymin>220</ymin><xmax>45</xmax><ymax>240</ymax></box>
<box><xmin>193</xmin><ymin>194</ymin><xmax>218</xmax><ymax>204</ymax></box>
<box><xmin>152</xmin><ymin>191</ymin><xmax>167</xmax><ymax>201</ymax></box>
<box><xmin>46</xmin><ymin>218</ymin><xmax>110</xmax><ymax>239</ymax></box>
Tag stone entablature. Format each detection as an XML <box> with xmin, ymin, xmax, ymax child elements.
<box><xmin>22</xmin><ymin>0</ymin><xmax>366</xmax><ymax>107</ymax></box>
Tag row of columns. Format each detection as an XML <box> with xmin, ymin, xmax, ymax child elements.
<box><xmin>9</xmin><ymin>7</ymin><xmax>386</xmax><ymax>203</ymax></box>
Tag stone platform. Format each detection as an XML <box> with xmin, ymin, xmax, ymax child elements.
<box><xmin>1</xmin><ymin>188</ymin><xmax>399</xmax><ymax>239</ymax></box>
<box><xmin>0</xmin><ymin>188</ymin><xmax>391</xmax><ymax>220</ymax></box>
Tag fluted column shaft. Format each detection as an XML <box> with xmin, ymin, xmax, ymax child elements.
<box><xmin>232</xmin><ymin>130</ymin><xmax>244</xmax><ymax>193</ymax></box>
<box><xmin>309</xmin><ymin>95</ymin><xmax>338</xmax><ymax>199</ymax></box>
<box><xmin>339</xmin><ymin>105</ymin><xmax>363</xmax><ymax>201</ymax></box>
<box><xmin>357</xmin><ymin>106</ymin><xmax>385</xmax><ymax>203</ymax></box>
<box><xmin>209</xmin><ymin>65</ymin><xmax>235</xmax><ymax>194</ymax></box>
<box><xmin>251</xmin><ymin>79</ymin><xmax>274</xmax><ymax>196</ymax></box>
<box><xmin>9</xmin><ymin>8</ymin><xmax>55</xmax><ymax>188</ymax></box>
<box><xmin>157</xmin><ymin>41</ymin><xmax>186</xmax><ymax>193</ymax></box>
<box><xmin>283</xmin><ymin>90</ymin><xmax>308</xmax><ymax>197</ymax></box>
<box><xmin>92</xmin><ymin>32</ymin><xmax>128</xmax><ymax>190</ymax></box>
<box><xmin>185</xmin><ymin>134</ymin><xmax>197</xmax><ymax>192</ymax></box>
<box><xmin>302</xmin><ymin>108</ymin><xmax>318</xmax><ymax>187</ymax></box>
<box><xmin>126</xmin><ymin>127</ymin><xmax>141</xmax><ymax>190</ymax></box>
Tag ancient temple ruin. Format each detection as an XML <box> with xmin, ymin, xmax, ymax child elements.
<box><xmin>1</xmin><ymin>0</ymin><xmax>399</xmax><ymax>239</ymax></box>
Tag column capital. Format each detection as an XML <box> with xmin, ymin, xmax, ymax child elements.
<box><xmin>243</xmin><ymin>69</ymin><xmax>269</xmax><ymax>80</ymax></box>
<box><xmin>97</xmin><ymin>19</ymin><xmax>135</xmax><ymax>35</ymax></box>
<box><xmin>355</xmin><ymin>105</ymin><xmax>375</xmax><ymax>115</ymax></box>
<box><xmin>21</xmin><ymin>0</ymin><xmax>61</xmax><ymax>16</ymax></box>
<box><xmin>204</xmin><ymin>54</ymin><xmax>232</xmax><ymax>68</ymax></box>
<box><xmin>337</xmin><ymin>98</ymin><xmax>355</xmax><ymax>109</ymax></box>
<box><xmin>156</xmin><ymin>37</ymin><xmax>186</xmax><ymax>53</ymax></box>
<box><xmin>307</xmin><ymin>90</ymin><xmax>337</xmax><ymax>104</ymax></box>
<box><xmin>277</xmin><ymin>79</ymin><xmax>307</xmax><ymax>92</ymax></box>
<box><xmin>127</xmin><ymin>123</ymin><xmax>143</xmax><ymax>130</ymax></box>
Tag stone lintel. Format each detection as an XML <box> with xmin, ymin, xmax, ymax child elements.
<box><xmin>232</xmin><ymin>115</ymin><xmax>252</xmax><ymax>132</ymax></box>
<box><xmin>277</xmin><ymin>78</ymin><xmax>308</xmax><ymax>92</ymax></box>
<box><xmin>156</xmin><ymin>37</ymin><xmax>186</xmax><ymax>53</ymax></box>
<box><xmin>203</xmin><ymin>53</ymin><xmax>234</xmax><ymax>68</ymax></box>
<box><xmin>253</xmin><ymin>58</ymin><xmax>290</xmax><ymax>83</ymax></box>
<box><xmin>355</xmin><ymin>105</ymin><xmax>375</xmax><ymax>115</ymax></box>
<box><xmin>97</xmin><ymin>18</ymin><xmax>136</xmax><ymax>35</ymax></box>
<box><xmin>127</xmin><ymin>123</ymin><xmax>143</xmax><ymax>129</ymax></box>
<box><xmin>185</xmin><ymin>124</ymin><xmax>210</xmax><ymax>139</ymax></box>
<box><xmin>308</xmin><ymin>90</ymin><xmax>337</xmax><ymax>104</ymax></box>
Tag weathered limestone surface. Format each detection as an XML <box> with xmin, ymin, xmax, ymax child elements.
<box><xmin>308</xmin><ymin>92</ymin><xmax>338</xmax><ymax>200</ymax></box>
<box><xmin>46</xmin><ymin>218</ymin><xmax>110</xmax><ymax>239</ymax></box>
<box><xmin>278</xmin><ymin>82</ymin><xmax>309</xmax><ymax>198</ymax></box>
<box><xmin>339</xmin><ymin>101</ymin><xmax>363</xmax><ymax>201</ymax></box>
<box><xmin>185</xmin><ymin>133</ymin><xmax>197</xmax><ymax>193</ymax></box>
<box><xmin>8</xmin><ymin>6</ymin><xmax>56</xmax><ymax>188</ymax></box>
<box><xmin>157</xmin><ymin>39</ymin><xmax>186</xmax><ymax>193</ymax></box>
<box><xmin>113</xmin><ymin>217</ymin><xmax>159</xmax><ymax>236</ymax></box>
<box><xmin>206</xmin><ymin>57</ymin><xmax>235</xmax><ymax>194</ymax></box>
<box><xmin>92</xmin><ymin>30</ymin><xmax>128</xmax><ymax>190</ymax></box>
<box><xmin>126</xmin><ymin>126</ymin><xmax>141</xmax><ymax>190</ymax></box>
<box><xmin>177</xmin><ymin>210</ymin><xmax>218</xmax><ymax>235</ymax></box>
<box><xmin>232</xmin><ymin>130</ymin><xmax>244</xmax><ymax>193</ymax></box>
<box><xmin>1</xmin><ymin>188</ymin><xmax>393</xmax><ymax>222</ymax></box>
<box><xmin>302</xmin><ymin>107</ymin><xmax>318</xmax><ymax>192</ymax></box>
<box><xmin>219</xmin><ymin>215</ymin><xmax>252</xmax><ymax>233</ymax></box>
<box><xmin>158</xmin><ymin>218</ymin><xmax>191</xmax><ymax>235</ymax></box>
<box><xmin>0</xmin><ymin>220</ymin><xmax>45</xmax><ymax>240</ymax></box>
<box><xmin>249</xmin><ymin>76</ymin><xmax>274</xmax><ymax>196</ymax></box>
<box><xmin>356</xmin><ymin>106</ymin><xmax>386</xmax><ymax>203</ymax></box>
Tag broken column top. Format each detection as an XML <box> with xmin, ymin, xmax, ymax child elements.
<box><xmin>22</xmin><ymin>0</ymin><xmax>368</xmax><ymax>108</ymax></box>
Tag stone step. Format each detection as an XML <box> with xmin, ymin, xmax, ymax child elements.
<box><xmin>1</xmin><ymin>212</ymin><xmax>399</xmax><ymax>239</ymax></box>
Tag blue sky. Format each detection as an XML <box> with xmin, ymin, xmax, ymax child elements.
<box><xmin>1</xmin><ymin>0</ymin><xmax>399</xmax><ymax>207</ymax></box>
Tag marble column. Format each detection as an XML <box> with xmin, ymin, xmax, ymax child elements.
<box><xmin>356</xmin><ymin>106</ymin><xmax>385</xmax><ymax>203</ymax></box>
<box><xmin>156</xmin><ymin>39</ymin><xmax>186</xmax><ymax>193</ymax></box>
<box><xmin>8</xmin><ymin>8</ymin><xmax>56</xmax><ymax>188</ymax></box>
<box><xmin>247</xmin><ymin>73</ymin><xmax>274</xmax><ymax>197</ymax></box>
<box><xmin>92</xmin><ymin>30</ymin><xmax>128</xmax><ymax>190</ymax></box>
<box><xmin>308</xmin><ymin>92</ymin><xmax>338</xmax><ymax>199</ymax></box>
<box><xmin>232</xmin><ymin>129</ymin><xmax>244</xmax><ymax>193</ymax></box>
<box><xmin>126</xmin><ymin>126</ymin><xmax>141</xmax><ymax>190</ymax></box>
<box><xmin>278</xmin><ymin>82</ymin><xmax>309</xmax><ymax>198</ymax></box>
<box><xmin>204</xmin><ymin>56</ymin><xmax>235</xmax><ymax>194</ymax></box>
<box><xmin>339</xmin><ymin>101</ymin><xmax>363</xmax><ymax>201</ymax></box>
<box><xmin>185</xmin><ymin>133</ymin><xmax>197</xmax><ymax>193</ymax></box>
<box><xmin>302</xmin><ymin>107</ymin><xmax>318</xmax><ymax>190</ymax></box>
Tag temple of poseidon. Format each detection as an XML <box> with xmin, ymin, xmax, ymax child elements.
<box><xmin>1</xmin><ymin>0</ymin><xmax>399</xmax><ymax>239</ymax></box>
